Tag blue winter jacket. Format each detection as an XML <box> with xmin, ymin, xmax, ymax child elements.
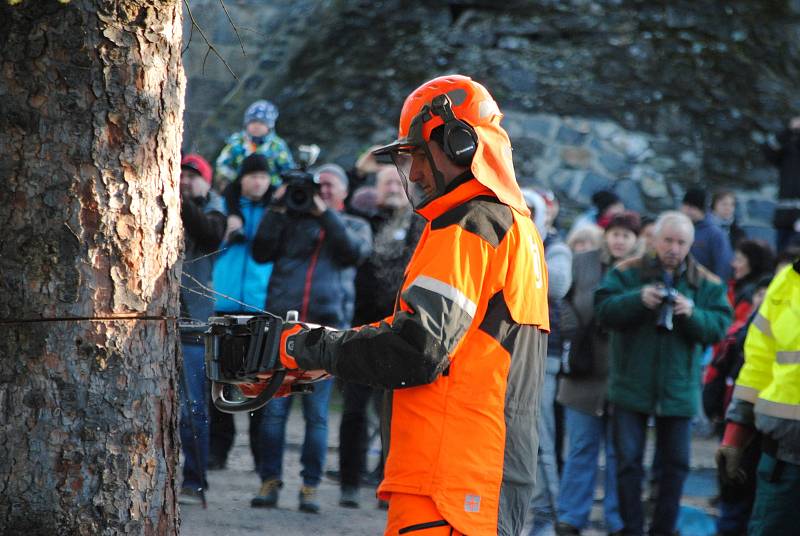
<box><xmin>691</xmin><ymin>214</ymin><xmax>733</xmax><ymax>281</ymax></box>
<box><xmin>211</xmin><ymin>197</ymin><xmax>272</xmax><ymax>313</ymax></box>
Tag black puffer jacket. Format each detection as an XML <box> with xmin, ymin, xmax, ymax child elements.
<box><xmin>352</xmin><ymin>206</ymin><xmax>425</xmax><ymax>325</ymax></box>
<box><xmin>180</xmin><ymin>190</ymin><xmax>226</xmax><ymax>323</ymax></box>
<box><xmin>764</xmin><ymin>128</ymin><xmax>800</xmax><ymax>227</ymax></box>
<box><xmin>252</xmin><ymin>207</ymin><xmax>372</xmax><ymax>328</ymax></box>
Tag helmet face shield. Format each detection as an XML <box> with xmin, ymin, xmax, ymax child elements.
<box><xmin>372</xmin><ymin>93</ymin><xmax>468</xmax><ymax>210</ymax></box>
<box><xmin>374</xmin><ymin>107</ymin><xmax>446</xmax><ymax>210</ymax></box>
<box><xmin>390</xmin><ymin>149</ymin><xmax>437</xmax><ymax>210</ymax></box>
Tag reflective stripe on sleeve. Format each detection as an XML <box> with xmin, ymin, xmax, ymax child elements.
<box><xmin>776</xmin><ymin>351</ymin><xmax>800</xmax><ymax>365</ymax></box>
<box><xmin>755</xmin><ymin>398</ymin><xmax>800</xmax><ymax>422</ymax></box>
<box><xmin>732</xmin><ymin>384</ymin><xmax>759</xmax><ymax>403</ymax></box>
<box><xmin>407</xmin><ymin>275</ymin><xmax>478</xmax><ymax>318</ymax></box>
<box><xmin>752</xmin><ymin>312</ymin><xmax>773</xmax><ymax>338</ymax></box>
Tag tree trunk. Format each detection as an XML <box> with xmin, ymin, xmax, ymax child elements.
<box><xmin>0</xmin><ymin>1</ymin><xmax>184</xmax><ymax>534</ymax></box>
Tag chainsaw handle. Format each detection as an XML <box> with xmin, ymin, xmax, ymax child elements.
<box><xmin>210</xmin><ymin>369</ymin><xmax>287</xmax><ymax>414</ymax></box>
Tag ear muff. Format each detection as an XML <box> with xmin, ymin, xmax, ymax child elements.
<box><xmin>430</xmin><ymin>94</ymin><xmax>478</xmax><ymax>167</ymax></box>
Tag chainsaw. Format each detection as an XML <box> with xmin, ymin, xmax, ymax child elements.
<box><xmin>203</xmin><ymin>311</ymin><xmax>329</xmax><ymax>413</ymax></box>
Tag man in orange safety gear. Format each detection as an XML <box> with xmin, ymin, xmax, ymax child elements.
<box><xmin>278</xmin><ymin>74</ymin><xmax>550</xmax><ymax>535</ymax></box>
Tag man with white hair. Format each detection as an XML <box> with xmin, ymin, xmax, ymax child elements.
<box><xmin>595</xmin><ymin>211</ymin><xmax>732</xmax><ymax>536</ymax></box>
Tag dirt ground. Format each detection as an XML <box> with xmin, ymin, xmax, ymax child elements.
<box><xmin>180</xmin><ymin>396</ymin><xmax>720</xmax><ymax>536</ymax></box>
<box><xmin>179</xmin><ymin>396</ymin><xmax>387</xmax><ymax>536</ymax></box>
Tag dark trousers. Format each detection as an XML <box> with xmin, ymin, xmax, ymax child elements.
<box><xmin>612</xmin><ymin>406</ymin><xmax>691</xmax><ymax>536</ymax></box>
<box><xmin>339</xmin><ymin>381</ymin><xmax>382</xmax><ymax>488</ymax></box>
<box><xmin>209</xmin><ymin>402</ymin><xmax>263</xmax><ymax>467</ymax></box>
<box><xmin>179</xmin><ymin>341</ymin><xmax>209</xmax><ymax>490</ymax></box>
<box><xmin>748</xmin><ymin>454</ymin><xmax>800</xmax><ymax>535</ymax></box>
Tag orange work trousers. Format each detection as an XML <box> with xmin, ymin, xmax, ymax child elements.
<box><xmin>384</xmin><ymin>493</ymin><xmax>465</xmax><ymax>535</ymax></box>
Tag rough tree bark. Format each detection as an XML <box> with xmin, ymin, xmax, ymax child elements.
<box><xmin>0</xmin><ymin>1</ymin><xmax>184</xmax><ymax>534</ymax></box>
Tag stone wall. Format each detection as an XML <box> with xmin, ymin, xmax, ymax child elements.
<box><xmin>505</xmin><ymin>112</ymin><xmax>777</xmax><ymax>241</ymax></box>
<box><xmin>181</xmin><ymin>0</ymin><xmax>798</xmax><ymax>239</ymax></box>
<box><xmin>181</xmin><ymin>0</ymin><xmax>318</xmax><ymax>151</ymax></box>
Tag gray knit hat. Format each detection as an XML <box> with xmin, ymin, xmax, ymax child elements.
<box><xmin>312</xmin><ymin>163</ymin><xmax>349</xmax><ymax>189</ymax></box>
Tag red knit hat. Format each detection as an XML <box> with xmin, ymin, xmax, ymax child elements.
<box><xmin>181</xmin><ymin>154</ymin><xmax>213</xmax><ymax>184</ymax></box>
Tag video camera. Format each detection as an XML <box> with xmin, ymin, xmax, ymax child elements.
<box><xmin>280</xmin><ymin>144</ymin><xmax>321</xmax><ymax>214</ymax></box>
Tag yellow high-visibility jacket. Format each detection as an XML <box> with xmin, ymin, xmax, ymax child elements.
<box><xmin>728</xmin><ymin>262</ymin><xmax>800</xmax><ymax>463</ymax></box>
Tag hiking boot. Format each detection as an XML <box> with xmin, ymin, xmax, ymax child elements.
<box><xmin>325</xmin><ymin>469</ymin><xmax>341</xmax><ymax>482</ymax></box>
<box><xmin>339</xmin><ymin>486</ymin><xmax>360</xmax><ymax>508</ymax></box>
<box><xmin>555</xmin><ymin>521</ymin><xmax>581</xmax><ymax>535</ymax></box>
<box><xmin>362</xmin><ymin>468</ymin><xmax>383</xmax><ymax>486</ymax></box>
<box><xmin>178</xmin><ymin>487</ymin><xmax>205</xmax><ymax>506</ymax></box>
<box><xmin>207</xmin><ymin>455</ymin><xmax>227</xmax><ymax>471</ymax></box>
<box><xmin>251</xmin><ymin>479</ymin><xmax>282</xmax><ymax>508</ymax></box>
<box><xmin>299</xmin><ymin>485</ymin><xmax>320</xmax><ymax>513</ymax></box>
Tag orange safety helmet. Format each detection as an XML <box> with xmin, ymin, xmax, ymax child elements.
<box><xmin>373</xmin><ymin>74</ymin><xmax>529</xmax><ymax>215</ymax></box>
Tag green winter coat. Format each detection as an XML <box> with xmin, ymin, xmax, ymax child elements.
<box><xmin>595</xmin><ymin>253</ymin><xmax>732</xmax><ymax>417</ymax></box>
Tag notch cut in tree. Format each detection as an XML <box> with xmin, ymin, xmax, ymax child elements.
<box><xmin>0</xmin><ymin>1</ymin><xmax>184</xmax><ymax>534</ymax></box>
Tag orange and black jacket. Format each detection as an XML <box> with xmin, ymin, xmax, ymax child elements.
<box><xmin>291</xmin><ymin>175</ymin><xmax>550</xmax><ymax>535</ymax></box>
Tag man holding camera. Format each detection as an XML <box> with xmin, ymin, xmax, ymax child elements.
<box><xmin>251</xmin><ymin>162</ymin><xmax>372</xmax><ymax>513</ymax></box>
<box><xmin>595</xmin><ymin>211</ymin><xmax>732</xmax><ymax>536</ymax></box>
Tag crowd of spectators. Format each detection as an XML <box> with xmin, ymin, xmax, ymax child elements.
<box><xmin>176</xmin><ymin>99</ymin><xmax>420</xmax><ymax>513</ymax></box>
<box><xmin>176</xmin><ymin>100</ymin><xmax>800</xmax><ymax>535</ymax></box>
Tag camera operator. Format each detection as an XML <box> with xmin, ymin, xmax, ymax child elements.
<box><xmin>595</xmin><ymin>211</ymin><xmax>732</xmax><ymax>536</ymax></box>
<box><xmin>251</xmin><ymin>162</ymin><xmax>372</xmax><ymax>513</ymax></box>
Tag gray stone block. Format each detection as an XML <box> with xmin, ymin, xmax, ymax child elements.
<box><xmin>745</xmin><ymin>199</ymin><xmax>776</xmax><ymax>223</ymax></box>
<box><xmin>609</xmin><ymin>132</ymin><xmax>650</xmax><ymax>160</ymax></box>
<box><xmin>550</xmin><ymin>169</ymin><xmax>584</xmax><ymax>195</ymax></box>
<box><xmin>632</xmin><ymin>166</ymin><xmax>669</xmax><ymax>199</ymax></box>
<box><xmin>741</xmin><ymin>225</ymin><xmax>776</xmax><ymax>249</ymax></box>
<box><xmin>521</xmin><ymin>115</ymin><xmax>557</xmax><ymax>140</ymax></box>
<box><xmin>577</xmin><ymin>171</ymin><xmax>614</xmax><ymax>202</ymax></box>
<box><xmin>614</xmin><ymin>179</ymin><xmax>646</xmax><ymax>213</ymax></box>
<box><xmin>502</xmin><ymin>114</ymin><xmax>526</xmax><ymax>139</ymax></box>
<box><xmin>592</xmin><ymin>121</ymin><xmax>622</xmax><ymax>140</ymax></box>
<box><xmin>598</xmin><ymin>150</ymin><xmax>629</xmax><ymax>177</ymax></box>
<box><xmin>512</xmin><ymin>137</ymin><xmax>547</xmax><ymax>162</ymax></box>
<box><xmin>648</xmin><ymin>156</ymin><xmax>678</xmax><ymax>174</ymax></box>
<box><xmin>556</xmin><ymin>124</ymin><xmax>589</xmax><ymax>145</ymax></box>
<box><xmin>561</xmin><ymin>146</ymin><xmax>593</xmax><ymax>169</ymax></box>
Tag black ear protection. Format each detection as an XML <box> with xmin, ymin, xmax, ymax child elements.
<box><xmin>430</xmin><ymin>94</ymin><xmax>478</xmax><ymax>167</ymax></box>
